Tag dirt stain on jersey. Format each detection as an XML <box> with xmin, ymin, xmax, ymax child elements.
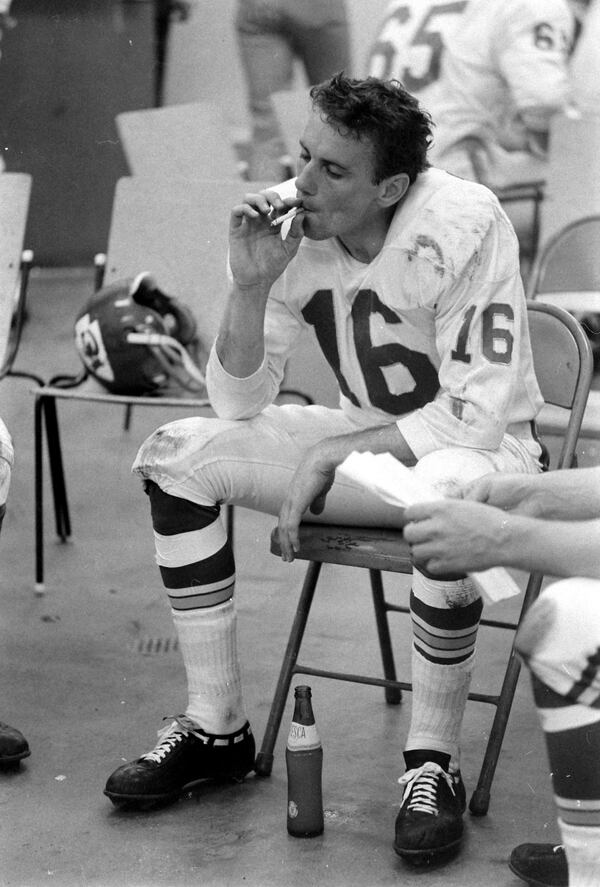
<box><xmin>406</xmin><ymin>235</ymin><xmax>445</xmax><ymax>277</ymax></box>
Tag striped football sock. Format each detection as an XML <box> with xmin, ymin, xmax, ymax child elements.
<box><xmin>532</xmin><ymin>674</ymin><xmax>600</xmax><ymax>887</ymax></box>
<box><xmin>146</xmin><ymin>480</ymin><xmax>246</xmax><ymax>735</ymax></box>
<box><xmin>406</xmin><ymin>572</ymin><xmax>482</xmax><ymax>762</ymax></box>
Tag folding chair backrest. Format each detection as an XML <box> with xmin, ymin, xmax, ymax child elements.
<box><xmin>527</xmin><ymin>301</ymin><xmax>594</xmax><ymax>467</ymax></box>
<box><xmin>526</xmin><ymin>215</ymin><xmax>600</xmax><ymax>307</ymax></box>
<box><xmin>540</xmin><ymin>112</ymin><xmax>600</xmax><ymax>246</ymax></box>
<box><xmin>0</xmin><ymin>173</ymin><xmax>32</xmax><ymax>375</ymax></box>
<box><xmin>102</xmin><ymin>176</ymin><xmax>269</xmax><ymax>357</ymax></box>
<box><xmin>116</xmin><ymin>103</ymin><xmax>240</xmax><ymax>180</ymax></box>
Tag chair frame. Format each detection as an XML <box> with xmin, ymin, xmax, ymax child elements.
<box><xmin>526</xmin><ymin>214</ymin><xmax>600</xmax><ymax>441</ymax></box>
<box><xmin>526</xmin><ymin>213</ymin><xmax>600</xmax><ymax>307</ymax></box>
<box><xmin>255</xmin><ymin>301</ymin><xmax>594</xmax><ymax>818</ymax></box>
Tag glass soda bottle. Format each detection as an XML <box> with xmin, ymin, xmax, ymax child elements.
<box><xmin>286</xmin><ymin>685</ymin><xmax>324</xmax><ymax>837</ymax></box>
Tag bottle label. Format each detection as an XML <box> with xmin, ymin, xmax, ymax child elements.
<box><xmin>287</xmin><ymin>722</ymin><xmax>321</xmax><ymax>750</ymax></box>
<box><xmin>288</xmin><ymin>800</ymin><xmax>299</xmax><ymax>819</ymax></box>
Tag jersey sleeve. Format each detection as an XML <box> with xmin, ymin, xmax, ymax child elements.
<box><xmin>495</xmin><ymin>0</ymin><xmax>573</xmax><ymax>124</ymax></box>
<box><xmin>206</xmin><ymin>278</ymin><xmax>306</xmax><ymax>420</ymax></box>
<box><xmin>396</xmin><ymin>203</ymin><xmax>542</xmax><ymax>457</ymax></box>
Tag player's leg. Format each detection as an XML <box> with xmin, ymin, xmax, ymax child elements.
<box><xmin>394</xmin><ymin>439</ymin><xmax>540</xmax><ymax>864</ymax></box>
<box><xmin>0</xmin><ymin>418</ymin><xmax>30</xmax><ymax>767</ymax></box>
<box><xmin>510</xmin><ymin>579</ymin><xmax>600</xmax><ymax>887</ymax></box>
<box><xmin>284</xmin><ymin>0</ymin><xmax>351</xmax><ymax>85</ymax></box>
<box><xmin>234</xmin><ymin>0</ymin><xmax>294</xmax><ymax>181</ymax></box>
<box><xmin>104</xmin><ymin>404</ymin><xmax>402</xmax><ymax>808</ymax></box>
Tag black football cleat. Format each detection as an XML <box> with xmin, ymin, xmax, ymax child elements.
<box><xmin>104</xmin><ymin>715</ymin><xmax>255</xmax><ymax>809</ymax></box>
<box><xmin>0</xmin><ymin>721</ymin><xmax>30</xmax><ymax>766</ymax></box>
<box><xmin>508</xmin><ymin>843</ymin><xmax>568</xmax><ymax>887</ymax></box>
<box><xmin>394</xmin><ymin>759</ymin><xmax>465</xmax><ymax>865</ymax></box>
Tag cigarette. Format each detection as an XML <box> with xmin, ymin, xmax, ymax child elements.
<box><xmin>270</xmin><ymin>207</ymin><xmax>301</xmax><ymax>227</ymax></box>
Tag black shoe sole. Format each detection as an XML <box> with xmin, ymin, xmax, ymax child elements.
<box><xmin>394</xmin><ymin>836</ymin><xmax>463</xmax><ymax>867</ymax></box>
<box><xmin>508</xmin><ymin>858</ymin><xmax>565</xmax><ymax>887</ymax></box>
<box><xmin>104</xmin><ymin>768</ymin><xmax>253</xmax><ymax>810</ymax></box>
<box><xmin>0</xmin><ymin>749</ymin><xmax>31</xmax><ymax>766</ymax></box>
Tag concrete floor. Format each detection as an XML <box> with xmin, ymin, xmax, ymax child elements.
<box><xmin>1</xmin><ymin>269</ymin><xmax>599</xmax><ymax>887</ymax></box>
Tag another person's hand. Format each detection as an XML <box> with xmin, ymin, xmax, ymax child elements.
<box><xmin>403</xmin><ymin>498</ymin><xmax>513</xmax><ymax>574</ymax></box>
<box><xmin>229</xmin><ymin>190</ymin><xmax>305</xmax><ymax>291</ymax></box>
<box><xmin>462</xmin><ymin>472</ymin><xmax>545</xmax><ymax>517</ymax></box>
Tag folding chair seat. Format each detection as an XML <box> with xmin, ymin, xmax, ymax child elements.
<box><xmin>116</xmin><ymin>102</ymin><xmax>243</xmax><ymax>180</ymax></box>
<box><xmin>255</xmin><ymin>301</ymin><xmax>593</xmax><ymax>817</ymax></box>
<box><xmin>0</xmin><ymin>173</ymin><xmax>36</xmax><ymax>384</ymax></box>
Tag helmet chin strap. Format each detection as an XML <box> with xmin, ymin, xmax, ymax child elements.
<box><xmin>126</xmin><ymin>332</ymin><xmax>207</xmax><ymax>393</ymax></box>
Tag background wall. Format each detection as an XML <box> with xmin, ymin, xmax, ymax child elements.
<box><xmin>0</xmin><ymin>0</ymin><xmax>390</xmax><ymax>266</ymax></box>
<box><xmin>0</xmin><ymin>0</ymin><xmax>157</xmax><ymax>266</ymax></box>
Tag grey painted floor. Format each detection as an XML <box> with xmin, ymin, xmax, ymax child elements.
<box><xmin>1</xmin><ymin>270</ymin><xmax>598</xmax><ymax>887</ymax></box>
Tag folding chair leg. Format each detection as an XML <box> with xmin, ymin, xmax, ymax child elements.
<box><xmin>43</xmin><ymin>397</ymin><xmax>71</xmax><ymax>541</ymax></box>
<box><xmin>369</xmin><ymin>569</ymin><xmax>402</xmax><ymax>705</ymax></box>
<box><xmin>34</xmin><ymin>396</ymin><xmax>45</xmax><ymax>594</ymax></box>
<box><xmin>255</xmin><ymin>559</ymin><xmax>322</xmax><ymax>777</ymax></box>
<box><xmin>469</xmin><ymin>650</ymin><xmax>522</xmax><ymax>816</ymax></box>
<box><xmin>123</xmin><ymin>404</ymin><xmax>133</xmax><ymax>431</ymax></box>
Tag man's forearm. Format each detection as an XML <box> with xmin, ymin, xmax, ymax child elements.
<box><xmin>316</xmin><ymin>423</ymin><xmax>417</xmax><ymax>471</ymax></box>
<box><xmin>501</xmin><ymin>515</ymin><xmax>600</xmax><ymax>579</ymax></box>
<box><xmin>215</xmin><ymin>282</ymin><xmax>271</xmax><ymax>378</ymax></box>
<box><xmin>529</xmin><ymin>468</ymin><xmax>600</xmax><ymax>520</ymax></box>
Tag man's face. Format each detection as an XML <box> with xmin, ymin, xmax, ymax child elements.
<box><xmin>294</xmin><ymin>108</ymin><xmax>384</xmax><ymax>243</ymax></box>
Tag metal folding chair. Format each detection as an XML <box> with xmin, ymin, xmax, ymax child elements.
<box><xmin>256</xmin><ymin>301</ymin><xmax>593</xmax><ymax>817</ymax></box>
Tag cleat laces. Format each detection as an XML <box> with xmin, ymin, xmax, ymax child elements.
<box><xmin>398</xmin><ymin>762</ymin><xmax>455</xmax><ymax>816</ymax></box>
<box><xmin>141</xmin><ymin>715</ymin><xmax>204</xmax><ymax>764</ymax></box>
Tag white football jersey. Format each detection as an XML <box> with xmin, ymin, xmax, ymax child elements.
<box><xmin>570</xmin><ymin>0</ymin><xmax>600</xmax><ymax>112</ymax></box>
<box><xmin>208</xmin><ymin>169</ymin><xmax>543</xmax><ymax>460</ymax></box>
<box><xmin>425</xmin><ymin>0</ymin><xmax>574</xmax><ymax>162</ymax></box>
<box><xmin>368</xmin><ymin>0</ymin><xmax>469</xmax><ymax>112</ymax></box>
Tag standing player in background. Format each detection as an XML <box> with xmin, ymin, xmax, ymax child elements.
<box><xmin>403</xmin><ymin>467</ymin><xmax>600</xmax><ymax>886</ymax></box>
<box><xmin>421</xmin><ymin>0</ymin><xmax>575</xmax><ymax>191</ymax></box>
<box><xmin>0</xmin><ymin>418</ymin><xmax>30</xmax><ymax>767</ymax></box>
<box><xmin>104</xmin><ymin>74</ymin><xmax>545</xmax><ymax>869</ymax></box>
<box><xmin>368</xmin><ymin>0</ymin><xmax>576</xmax><ymax>190</ymax></box>
<box><xmin>234</xmin><ymin>0</ymin><xmax>351</xmax><ymax>181</ymax></box>
<box><xmin>367</xmin><ymin>0</ymin><xmax>582</xmax><ymax>259</ymax></box>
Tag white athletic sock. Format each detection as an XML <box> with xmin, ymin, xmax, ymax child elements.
<box><xmin>172</xmin><ymin>599</ymin><xmax>246</xmax><ymax>735</ymax></box>
<box><xmin>558</xmin><ymin>820</ymin><xmax>600</xmax><ymax>887</ymax></box>
<box><xmin>406</xmin><ymin>571</ymin><xmax>480</xmax><ymax>761</ymax></box>
<box><xmin>406</xmin><ymin>648</ymin><xmax>474</xmax><ymax>760</ymax></box>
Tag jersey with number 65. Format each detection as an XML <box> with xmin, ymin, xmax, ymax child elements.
<box><xmin>368</xmin><ymin>0</ymin><xmax>574</xmax><ymax>170</ymax></box>
<box><xmin>368</xmin><ymin>0</ymin><xmax>468</xmax><ymax>109</ymax></box>
<box><xmin>207</xmin><ymin>168</ymin><xmax>543</xmax><ymax>461</ymax></box>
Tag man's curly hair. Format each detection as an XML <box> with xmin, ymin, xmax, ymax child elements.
<box><xmin>309</xmin><ymin>73</ymin><xmax>433</xmax><ymax>185</ymax></box>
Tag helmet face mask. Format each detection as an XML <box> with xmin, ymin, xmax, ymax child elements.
<box><xmin>74</xmin><ymin>273</ymin><xmax>206</xmax><ymax>396</ymax></box>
